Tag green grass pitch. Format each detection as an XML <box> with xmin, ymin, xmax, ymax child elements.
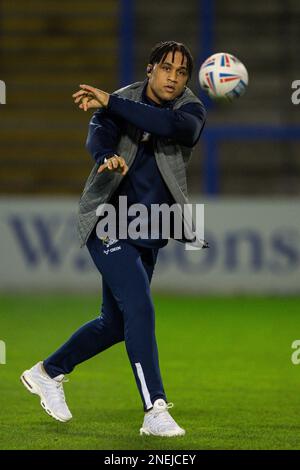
<box><xmin>1</xmin><ymin>294</ymin><xmax>300</xmax><ymax>450</ymax></box>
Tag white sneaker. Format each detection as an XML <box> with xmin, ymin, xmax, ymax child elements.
<box><xmin>140</xmin><ymin>399</ymin><xmax>185</xmax><ymax>437</ymax></box>
<box><xmin>20</xmin><ymin>361</ymin><xmax>72</xmax><ymax>423</ymax></box>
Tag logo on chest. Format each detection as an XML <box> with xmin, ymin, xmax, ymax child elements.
<box><xmin>141</xmin><ymin>132</ymin><xmax>151</xmax><ymax>143</ymax></box>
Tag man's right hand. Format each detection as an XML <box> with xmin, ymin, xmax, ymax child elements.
<box><xmin>98</xmin><ymin>155</ymin><xmax>128</xmax><ymax>176</ymax></box>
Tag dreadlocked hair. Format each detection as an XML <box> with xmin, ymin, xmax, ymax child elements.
<box><xmin>148</xmin><ymin>41</ymin><xmax>194</xmax><ymax>79</ymax></box>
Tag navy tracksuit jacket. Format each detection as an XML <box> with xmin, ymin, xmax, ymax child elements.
<box><xmin>43</xmin><ymin>83</ymin><xmax>206</xmax><ymax>410</ymax></box>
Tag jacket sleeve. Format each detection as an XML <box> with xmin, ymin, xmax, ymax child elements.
<box><xmin>86</xmin><ymin>108</ymin><xmax>122</xmax><ymax>164</ymax></box>
<box><xmin>107</xmin><ymin>94</ymin><xmax>206</xmax><ymax>148</ymax></box>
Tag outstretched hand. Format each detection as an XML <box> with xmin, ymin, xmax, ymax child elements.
<box><xmin>72</xmin><ymin>84</ymin><xmax>110</xmax><ymax>111</ymax></box>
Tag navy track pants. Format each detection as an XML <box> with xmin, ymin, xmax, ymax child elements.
<box><xmin>43</xmin><ymin>228</ymin><xmax>167</xmax><ymax>410</ymax></box>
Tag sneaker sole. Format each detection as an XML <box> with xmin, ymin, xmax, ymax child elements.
<box><xmin>20</xmin><ymin>370</ymin><xmax>71</xmax><ymax>423</ymax></box>
<box><xmin>140</xmin><ymin>427</ymin><xmax>185</xmax><ymax>437</ymax></box>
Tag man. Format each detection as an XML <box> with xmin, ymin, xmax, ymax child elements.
<box><xmin>21</xmin><ymin>41</ymin><xmax>207</xmax><ymax>437</ymax></box>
